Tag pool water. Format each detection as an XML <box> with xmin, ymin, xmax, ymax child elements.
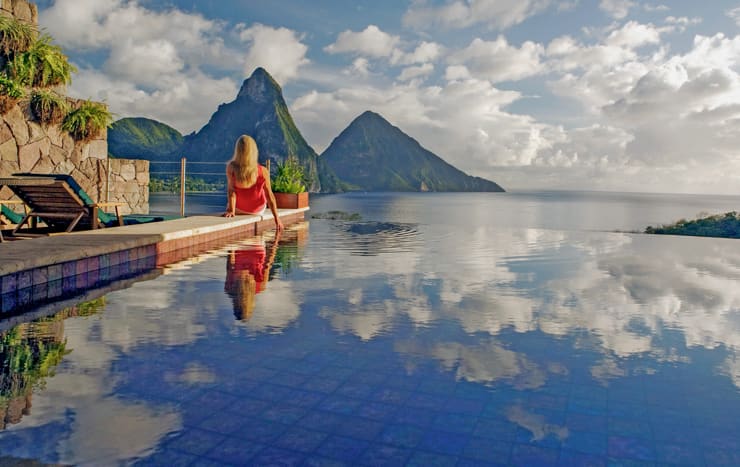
<box><xmin>1</xmin><ymin>193</ymin><xmax>740</xmax><ymax>465</ymax></box>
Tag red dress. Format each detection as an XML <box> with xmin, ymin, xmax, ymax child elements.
<box><xmin>232</xmin><ymin>166</ymin><xmax>267</xmax><ymax>213</ymax></box>
<box><xmin>228</xmin><ymin>246</ymin><xmax>267</xmax><ymax>293</ymax></box>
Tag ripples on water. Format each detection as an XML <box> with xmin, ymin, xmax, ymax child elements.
<box><xmin>1</xmin><ymin>192</ymin><xmax>740</xmax><ymax>465</ymax></box>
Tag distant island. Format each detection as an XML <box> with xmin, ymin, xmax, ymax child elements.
<box><xmin>645</xmin><ymin>212</ymin><xmax>740</xmax><ymax>239</ymax></box>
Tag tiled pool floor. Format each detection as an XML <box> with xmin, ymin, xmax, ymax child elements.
<box><xmin>0</xmin><ymin>220</ymin><xmax>739</xmax><ymax>466</ymax></box>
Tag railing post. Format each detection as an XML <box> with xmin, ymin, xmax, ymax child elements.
<box><xmin>180</xmin><ymin>157</ymin><xmax>186</xmax><ymax>217</ymax></box>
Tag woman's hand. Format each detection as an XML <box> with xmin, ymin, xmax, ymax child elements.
<box><xmin>275</xmin><ymin>219</ymin><xmax>284</xmax><ymax>232</ymax></box>
<box><xmin>223</xmin><ymin>210</ymin><xmax>236</xmax><ymax>218</ymax></box>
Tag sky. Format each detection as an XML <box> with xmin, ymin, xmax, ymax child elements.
<box><xmin>34</xmin><ymin>0</ymin><xmax>740</xmax><ymax>194</ymax></box>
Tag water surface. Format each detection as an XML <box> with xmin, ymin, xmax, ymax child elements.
<box><xmin>1</xmin><ymin>193</ymin><xmax>739</xmax><ymax>465</ymax></box>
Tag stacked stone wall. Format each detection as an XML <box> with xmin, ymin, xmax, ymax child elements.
<box><xmin>0</xmin><ymin>0</ymin><xmax>150</xmax><ymax>215</ymax></box>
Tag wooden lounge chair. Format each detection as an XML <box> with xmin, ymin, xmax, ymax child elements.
<box><xmin>0</xmin><ymin>174</ymin><xmax>124</xmax><ymax>236</ymax></box>
<box><xmin>0</xmin><ymin>199</ymin><xmax>27</xmax><ymax>243</ymax></box>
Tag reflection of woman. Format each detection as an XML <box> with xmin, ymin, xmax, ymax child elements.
<box><xmin>223</xmin><ymin>134</ymin><xmax>283</xmax><ymax>232</ymax></box>
<box><xmin>224</xmin><ymin>231</ymin><xmax>281</xmax><ymax>320</ymax></box>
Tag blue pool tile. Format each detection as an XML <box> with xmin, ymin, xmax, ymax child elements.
<box><xmin>607</xmin><ymin>435</ymin><xmax>655</xmax><ymax>462</ymax></box>
<box><xmin>1</xmin><ymin>273</ymin><xmax>17</xmax><ymax>294</ymax></box>
<box><xmin>418</xmin><ymin>430</ymin><xmax>469</xmax><ymax>456</ymax></box>
<box><xmin>431</xmin><ymin>412</ymin><xmax>478</xmax><ymax>434</ymax></box>
<box><xmin>336</xmin><ymin>381</ymin><xmax>375</xmax><ymax>398</ymax></box>
<box><xmin>242</xmin><ymin>366</ymin><xmax>278</xmax><ymax>382</ymax></box>
<box><xmin>47</xmin><ymin>279</ymin><xmax>62</xmax><ymax>299</ymax></box>
<box><xmin>233</xmin><ymin>418</ymin><xmax>289</xmax><ymax>443</ymax></box>
<box><xmin>225</xmin><ymin>397</ymin><xmax>270</xmax><ymax>416</ymax></box>
<box><xmin>558</xmin><ymin>449</ymin><xmax>606</xmax><ymax>466</ymax></box>
<box><xmin>259</xmin><ymin>403</ymin><xmax>307</xmax><ymax>424</ymax></box>
<box><xmin>510</xmin><ymin>444</ymin><xmax>559</xmax><ymax>466</ymax></box>
<box><xmin>315</xmin><ymin>435</ymin><xmax>370</xmax><ymax>462</ymax></box>
<box><xmin>189</xmin><ymin>390</ymin><xmax>241</xmax><ymax>412</ymax></box>
<box><xmin>405</xmin><ymin>450</ymin><xmax>458</xmax><ymax>467</ymax></box>
<box><xmin>419</xmin><ymin>378</ymin><xmax>457</xmax><ymax>396</ymax></box>
<box><xmin>528</xmin><ymin>394</ymin><xmax>568</xmax><ymax>412</ymax></box>
<box><xmin>17</xmin><ymin>287</ymin><xmax>31</xmax><ymax>307</ymax></box>
<box><xmin>357</xmin><ymin>443</ymin><xmax>412</xmax><ymax>467</ymax></box>
<box><xmin>379</xmin><ymin>423</ymin><xmax>425</xmax><ymax>448</ymax></box>
<box><xmin>338</xmin><ymin>417</ymin><xmax>384</xmax><ymax>441</ymax></box>
<box><xmin>202</xmin><ymin>436</ymin><xmax>264</xmax><ymax>464</ymax></box>
<box><xmin>165</xmin><ymin>428</ymin><xmax>227</xmax><ymax>456</ymax></box>
<box><xmin>445</xmin><ymin>397</ymin><xmax>486</xmax><ymax>415</ymax></box>
<box><xmin>1</xmin><ymin>292</ymin><xmax>15</xmax><ymax>313</ymax></box>
<box><xmin>297</xmin><ymin>410</ymin><xmax>349</xmax><ymax>432</ymax></box>
<box><xmin>406</xmin><ymin>392</ymin><xmax>447</xmax><ymax>410</ymax></box>
<box><xmin>392</xmin><ymin>406</ymin><xmax>437</xmax><ymax>427</ymax></box>
<box><xmin>133</xmin><ymin>447</ymin><xmax>199</xmax><ymax>466</ymax></box>
<box><xmin>283</xmin><ymin>389</ymin><xmax>325</xmax><ymax>408</ymax></box>
<box><xmin>251</xmin><ymin>382</ymin><xmax>295</xmax><ymax>402</ymax></box>
<box><xmin>318</xmin><ymin>395</ymin><xmax>363</xmax><ymax>415</ymax></box>
<box><xmin>703</xmin><ymin>448</ymin><xmax>740</xmax><ymax>465</ymax></box>
<box><xmin>653</xmin><ymin>441</ymin><xmax>704</xmax><ymax>465</ymax></box>
<box><xmin>274</xmin><ymin>426</ymin><xmax>328</xmax><ymax>452</ymax></box>
<box><xmin>304</xmin><ymin>377</ymin><xmax>344</xmax><ymax>393</ymax></box>
<box><xmin>562</xmin><ymin>430</ymin><xmax>607</xmax><ymax>456</ymax></box>
<box><xmin>567</xmin><ymin>413</ymin><xmax>608</xmax><ymax>434</ymax></box>
<box><xmin>608</xmin><ymin>417</ymin><xmax>652</xmax><ymax>440</ymax></box>
<box><xmin>356</xmin><ymin>401</ymin><xmax>396</xmax><ymax>421</ymax></box>
<box><xmin>248</xmin><ymin>446</ymin><xmax>305</xmax><ymax>466</ymax></box>
<box><xmin>196</xmin><ymin>411</ymin><xmax>245</xmax><ymax>435</ymax></box>
<box><xmin>302</xmin><ymin>455</ymin><xmax>351</xmax><ymax>466</ymax></box>
<box><xmin>473</xmin><ymin>418</ymin><xmax>518</xmax><ymax>441</ymax></box>
<box><xmin>461</xmin><ymin>436</ymin><xmax>511</xmax><ymax>463</ymax></box>
<box><xmin>371</xmin><ymin>388</ymin><xmax>411</xmax><ymax>405</ymax></box>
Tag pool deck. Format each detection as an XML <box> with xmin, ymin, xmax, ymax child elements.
<box><xmin>0</xmin><ymin>208</ymin><xmax>308</xmax><ymax>314</ymax></box>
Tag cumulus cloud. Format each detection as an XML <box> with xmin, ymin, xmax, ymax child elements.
<box><xmin>240</xmin><ymin>24</ymin><xmax>309</xmax><ymax>84</ymax></box>
<box><xmin>403</xmin><ymin>0</ymin><xmax>551</xmax><ymax>31</ymax></box>
<box><xmin>398</xmin><ymin>63</ymin><xmax>434</xmax><ymax>81</ymax></box>
<box><xmin>38</xmin><ymin>0</ymin><xmax>308</xmax><ymax>133</ymax></box>
<box><xmin>325</xmin><ymin>25</ymin><xmax>400</xmax><ymax>58</ymax></box>
<box><xmin>448</xmin><ymin>36</ymin><xmax>544</xmax><ymax>82</ymax></box>
<box><xmin>728</xmin><ymin>7</ymin><xmax>740</xmax><ymax>26</ymax></box>
<box><xmin>599</xmin><ymin>0</ymin><xmax>635</xmax><ymax>19</ymax></box>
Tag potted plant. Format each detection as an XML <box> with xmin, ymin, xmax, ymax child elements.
<box><xmin>61</xmin><ymin>99</ymin><xmax>112</xmax><ymax>141</ymax></box>
<box><xmin>272</xmin><ymin>156</ymin><xmax>308</xmax><ymax>209</ymax></box>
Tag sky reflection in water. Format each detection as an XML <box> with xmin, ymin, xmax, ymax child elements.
<box><xmin>1</xmin><ymin>194</ymin><xmax>739</xmax><ymax>464</ymax></box>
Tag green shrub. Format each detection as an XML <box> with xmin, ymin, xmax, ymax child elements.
<box><xmin>8</xmin><ymin>34</ymin><xmax>76</xmax><ymax>88</ymax></box>
<box><xmin>0</xmin><ymin>15</ymin><xmax>37</xmax><ymax>56</ymax></box>
<box><xmin>62</xmin><ymin>100</ymin><xmax>113</xmax><ymax>141</ymax></box>
<box><xmin>272</xmin><ymin>156</ymin><xmax>306</xmax><ymax>193</ymax></box>
<box><xmin>0</xmin><ymin>74</ymin><xmax>24</xmax><ymax>114</ymax></box>
<box><xmin>30</xmin><ymin>89</ymin><xmax>69</xmax><ymax>124</ymax></box>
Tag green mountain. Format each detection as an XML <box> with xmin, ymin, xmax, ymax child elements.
<box><xmin>180</xmin><ymin>67</ymin><xmax>342</xmax><ymax>192</ymax></box>
<box><xmin>321</xmin><ymin>111</ymin><xmax>505</xmax><ymax>192</ymax></box>
<box><xmin>108</xmin><ymin>117</ymin><xmax>183</xmax><ymax>161</ymax></box>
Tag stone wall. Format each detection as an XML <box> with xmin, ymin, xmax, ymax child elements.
<box><xmin>0</xmin><ymin>0</ymin><xmax>37</xmax><ymax>23</ymax></box>
<box><xmin>0</xmin><ymin>0</ymin><xmax>150</xmax><ymax>215</ymax></box>
<box><xmin>107</xmin><ymin>159</ymin><xmax>149</xmax><ymax>215</ymax></box>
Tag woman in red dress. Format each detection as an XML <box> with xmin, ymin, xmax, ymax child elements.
<box><xmin>223</xmin><ymin>134</ymin><xmax>283</xmax><ymax>232</ymax></box>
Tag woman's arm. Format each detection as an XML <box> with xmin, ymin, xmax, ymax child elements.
<box><xmin>224</xmin><ymin>165</ymin><xmax>237</xmax><ymax>217</ymax></box>
<box><xmin>262</xmin><ymin>165</ymin><xmax>284</xmax><ymax>231</ymax></box>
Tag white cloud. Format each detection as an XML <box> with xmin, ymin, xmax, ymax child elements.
<box><xmin>240</xmin><ymin>24</ymin><xmax>309</xmax><ymax>84</ymax></box>
<box><xmin>728</xmin><ymin>7</ymin><xmax>740</xmax><ymax>26</ymax></box>
<box><xmin>448</xmin><ymin>36</ymin><xmax>544</xmax><ymax>82</ymax></box>
<box><xmin>605</xmin><ymin>21</ymin><xmax>662</xmax><ymax>49</ymax></box>
<box><xmin>403</xmin><ymin>0</ymin><xmax>551</xmax><ymax>31</ymax></box>
<box><xmin>38</xmin><ymin>0</ymin><xmax>308</xmax><ymax>133</ymax></box>
<box><xmin>599</xmin><ymin>0</ymin><xmax>635</xmax><ymax>19</ymax></box>
<box><xmin>398</xmin><ymin>63</ymin><xmax>434</xmax><ymax>81</ymax></box>
<box><xmin>325</xmin><ymin>25</ymin><xmax>400</xmax><ymax>58</ymax></box>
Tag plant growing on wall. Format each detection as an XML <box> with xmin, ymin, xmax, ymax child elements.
<box><xmin>30</xmin><ymin>89</ymin><xmax>68</xmax><ymax>124</ymax></box>
<box><xmin>0</xmin><ymin>15</ymin><xmax>36</xmax><ymax>56</ymax></box>
<box><xmin>0</xmin><ymin>75</ymin><xmax>24</xmax><ymax>114</ymax></box>
<box><xmin>62</xmin><ymin>100</ymin><xmax>113</xmax><ymax>141</ymax></box>
<box><xmin>272</xmin><ymin>156</ymin><xmax>307</xmax><ymax>194</ymax></box>
<box><xmin>7</xmin><ymin>34</ymin><xmax>76</xmax><ymax>88</ymax></box>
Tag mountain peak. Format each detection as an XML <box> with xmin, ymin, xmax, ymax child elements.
<box><xmin>237</xmin><ymin>67</ymin><xmax>282</xmax><ymax>102</ymax></box>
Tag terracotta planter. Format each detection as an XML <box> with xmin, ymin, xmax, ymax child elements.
<box><xmin>274</xmin><ymin>192</ymin><xmax>309</xmax><ymax>209</ymax></box>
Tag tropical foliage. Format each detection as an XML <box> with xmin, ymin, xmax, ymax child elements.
<box><xmin>645</xmin><ymin>211</ymin><xmax>740</xmax><ymax>239</ymax></box>
<box><xmin>0</xmin><ymin>15</ymin><xmax>36</xmax><ymax>56</ymax></box>
<box><xmin>30</xmin><ymin>89</ymin><xmax>69</xmax><ymax>124</ymax></box>
<box><xmin>0</xmin><ymin>75</ymin><xmax>24</xmax><ymax>114</ymax></box>
<box><xmin>149</xmin><ymin>176</ymin><xmax>224</xmax><ymax>193</ymax></box>
<box><xmin>7</xmin><ymin>34</ymin><xmax>76</xmax><ymax>88</ymax></box>
<box><xmin>62</xmin><ymin>100</ymin><xmax>113</xmax><ymax>141</ymax></box>
<box><xmin>272</xmin><ymin>156</ymin><xmax>307</xmax><ymax>193</ymax></box>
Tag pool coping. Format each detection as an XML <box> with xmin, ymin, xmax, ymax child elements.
<box><xmin>0</xmin><ymin>208</ymin><xmax>307</xmax><ymax>314</ymax></box>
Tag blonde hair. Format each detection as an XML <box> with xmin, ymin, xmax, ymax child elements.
<box><xmin>228</xmin><ymin>135</ymin><xmax>259</xmax><ymax>186</ymax></box>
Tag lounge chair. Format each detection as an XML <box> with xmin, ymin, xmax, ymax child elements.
<box><xmin>0</xmin><ymin>173</ymin><xmax>131</xmax><ymax>236</ymax></box>
<box><xmin>0</xmin><ymin>200</ymin><xmax>27</xmax><ymax>243</ymax></box>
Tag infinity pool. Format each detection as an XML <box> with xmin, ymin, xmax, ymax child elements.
<box><xmin>1</xmin><ymin>197</ymin><xmax>739</xmax><ymax>465</ymax></box>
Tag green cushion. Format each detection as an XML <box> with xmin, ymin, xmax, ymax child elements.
<box><xmin>1</xmin><ymin>203</ymin><xmax>24</xmax><ymax>224</ymax></box>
